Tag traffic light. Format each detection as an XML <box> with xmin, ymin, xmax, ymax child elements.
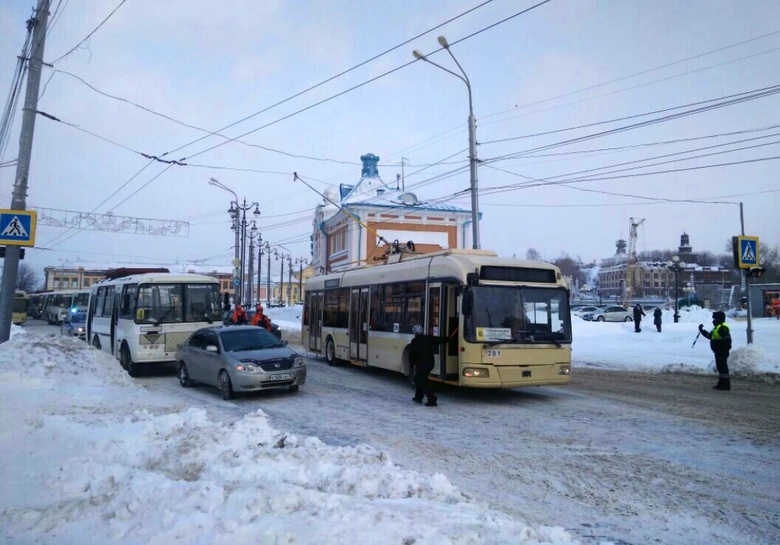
<box><xmin>747</xmin><ymin>267</ymin><xmax>766</xmax><ymax>278</ymax></box>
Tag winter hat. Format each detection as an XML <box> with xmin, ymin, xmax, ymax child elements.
<box><xmin>412</xmin><ymin>325</ymin><xmax>423</xmax><ymax>335</ymax></box>
<box><xmin>712</xmin><ymin>311</ymin><xmax>726</xmax><ymax>323</ymax></box>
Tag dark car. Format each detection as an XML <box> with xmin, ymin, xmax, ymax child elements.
<box><xmin>221</xmin><ymin>309</ymin><xmax>282</xmax><ymax>339</ymax></box>
<box><xmin>60</xmin><ymin>310</ymin><xmax>87</xmax><ymax>340</ymax></box>
<box><xmin>175</xmin><ymin>326</ymin><xmax>306</xmax><ymax>400</ymax></box>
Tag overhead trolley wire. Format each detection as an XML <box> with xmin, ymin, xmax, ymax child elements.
<box><xmin>50</xmin><ymin>0</ymin><xmax>127</xmax><ymax>64</ymax></box>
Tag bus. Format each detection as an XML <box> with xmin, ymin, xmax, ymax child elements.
<box><xmin>86</xmin><ymin>271</ymin><xmax>222</xmax><ymax>377</ymax></box>
<box><xmin>302</xmin><ymin>249</ymin><xmax>572</xmax><ymax>389</ymax></box>
<box><xmin>44</xmin><ymin>289</ymin><xmax>90</xmax><ymax>324</ymax></box>
<box><xmin>13</xmin><ymin>290</ymin><xmax>29</xmax><ymax>325</ymax></box>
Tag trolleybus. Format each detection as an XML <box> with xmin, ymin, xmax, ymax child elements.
<box><xmin>13</xmin><ymin>290</ymin><xmax>29</xmax><ymax>325</ymax></box>
<box><xmin>87</xmin><ymin>270</ymin><xmax>221</xmax><ymax>377</ymax></box>
<box><xmin>302</xmin><ymin>249</ymin><xmax>572</xmax><ymax>388</ymax></box>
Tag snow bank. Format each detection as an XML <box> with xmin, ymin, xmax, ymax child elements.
<box><xmin>0</xmin><ymin>333</ymin><xmax>577</xmax><ymax>545</ymax></box>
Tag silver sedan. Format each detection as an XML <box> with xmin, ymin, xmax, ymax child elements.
<box><xmin>175</xmin><ymin>326</ymin><xmax>306</xmax><ymax>400</ymax></box>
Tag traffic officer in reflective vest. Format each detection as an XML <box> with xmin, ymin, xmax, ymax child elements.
<box><xmin>699</xmin><ymin>311</ymin><xmax>732</xmax><ymax>391</ymax></box>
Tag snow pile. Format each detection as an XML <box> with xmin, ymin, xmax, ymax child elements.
<box><xmin>0</xmin><ymin>333</ymin><xmax>578</xmax><ymax>545</ymax></box>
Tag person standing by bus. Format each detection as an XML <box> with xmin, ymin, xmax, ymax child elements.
<box><xmin>409</xmin><ymin>324</ymin><xmax>448</xmax><ymax>407</ymax></box>
<box><xmin>231</xmin><ymin>304</ymin><xmax>248</xmax><ymax>325</ymax></box>
<box><xmin>699</xmin><ymin>311</ymin><xmax>732</xmax><ymax>391</ymax></box>
<box><xmin>251</xmin><ymin>303</ymin><xmax>272</xmax><ymax>332</ymax></box>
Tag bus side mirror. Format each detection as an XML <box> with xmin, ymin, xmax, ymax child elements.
<box><xmin>462</xmin><ymin>289</ymin><xmax>473</xmax><ymax>316</ymax></box>
<box><xmin>136</xmin><ymin>308</ymin><xmax>145</xmax><ymax>321</ymax></box>
<box><xmin>466</xmin><ymin>272</ymin><xmax>479</xmax><ymax>286</ymax></box>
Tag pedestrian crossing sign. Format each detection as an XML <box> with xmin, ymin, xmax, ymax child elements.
<box><xmin>737</xmin><ymin>235</ymin><xmax>759</xmax><ymax>268</ymax></box>
<box><xmin>0</xmin><ymin>209</ymin><xmax>36</xmax><ymax>247</ymax></box>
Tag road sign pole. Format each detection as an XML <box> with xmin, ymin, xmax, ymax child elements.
<box><xmin>0</xmin><ymin>0</ymin><xmax>49</xmax><ymax>343</ymax></box>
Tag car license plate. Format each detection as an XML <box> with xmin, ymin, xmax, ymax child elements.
<box><xmin>269</xmin><ymin>374</ymin><xmax>293</xmax><ymax>381</ymax></box>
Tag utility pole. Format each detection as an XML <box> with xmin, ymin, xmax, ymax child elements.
<box><xmin>0</xmin><ymin>0</ymin><xmax>50</xmax><ymax>343</ymax></box>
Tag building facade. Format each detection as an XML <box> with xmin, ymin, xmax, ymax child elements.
<box><xmin>311</xmin><ymin>153</ymin><xmax>474</xmax><ymax>275</ymax></box>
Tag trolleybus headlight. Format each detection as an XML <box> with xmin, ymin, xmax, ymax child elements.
<box><xmin>558</xmin><ymin>365</ymin><xmax>571</xmax><ymax>376</ymax></box>
<box><xmin>293</xmin><ymin>357</ymin><xmax>304</xmax><ymax>368</ymax></box>
<box><xmin>463</xmin><ymin>367</ymin><xmax>489</xmax><ymax>378</ymax></box>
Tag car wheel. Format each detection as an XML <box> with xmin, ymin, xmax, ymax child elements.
<box><xmin>596</xmin><ymin>316</ymin><xmax>605</xmax><ymax>322</ymax></box>
<box><xmin>91</xmin><ymin>335</ymin><xmax>101</xmax><ymax>350</ymax></box>
<box><xmin>219</xmin><ymin>370</ymin><xmax>234</xmax><ymax>400</ymax></box>
<box><xmin>288</xmin><ymin>385</ymin><xmax>299</xmax><ymax>393</ymax></box>
<box><xmin>122</xmin><ymin>344</ymin><xmax>140</xmax><ymax>377</ymax></box>
<box><xmin>325</xmin><ymin>337</ymin><xmax>337</xmax><ymax>366</ymax></box>
<box><xmin>179</xmin><ymin>361</ymin><xmax>193</xmax><ymax>387</ymax></box>
<box><xmin>624</xmin><ymin>316</ymin><xmax>632</xmax><ymax>322</ymax></box>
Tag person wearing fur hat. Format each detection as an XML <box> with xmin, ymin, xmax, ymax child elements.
<box><xmin>699</xmin><ymin>311</ymin><xmax>732</xmax><ymax>391</ymax></box>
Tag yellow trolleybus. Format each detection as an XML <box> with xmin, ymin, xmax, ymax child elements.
<box><xmin>302</xmin><ymin>249</ymin><xmax>572</xmax><ymax>388</ymax></box>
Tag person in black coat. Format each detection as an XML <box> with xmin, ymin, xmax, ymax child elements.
<box><xmin>633</xmin><ymin>304</ymin><xmax>645</xmax><ymax>333</ymax></box>
<box><xmin>409</xmin><ymin>324</ymin><xmax>449</xmax><ymax>407</ymax></box>
<box><xmin>699</xmin><ymin>311</ymin><xmax>732</xmax><ymax>391</ymax></box>
<box><xmin>653</xmin><ymin>307</ymin><xmax>663</xmax><ymax>332</ymax></box>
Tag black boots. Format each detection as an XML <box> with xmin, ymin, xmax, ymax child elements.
<box><xmin>713</xmin><ymin>379</ymin><xmax>731</xmax><ymax>391</ymax></box>
<box><xmin>425</xmin><ymin>398</ymin><xmax>438</xmax><ymax>407</ymax></box>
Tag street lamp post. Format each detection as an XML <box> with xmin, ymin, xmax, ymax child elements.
<box><xmin>263</xmin><ymin>242</ymin><xmax>271</xmax><ymax>306</ymax></box>
<box><xmin>274</xmin><ymin>249</ymin><xmax>290</xmax><ymax>306</ymax></box>
<box><xmin>247</xmin><ymin>223</ymin><xmax>259</xmax><ymax>306</ymax></box>
<box><xmin>413</xmin><ymin>36</ymin><xmax>480</xmax><ymax>249</ymax></box>
<box><xmin>666</xmin><ymin>255</ymin><xmax>687</xmax><ymax>323</ymax></box>
<box><xmin>256</xmin><ymin>236</ymin><xmax>265</xmax><ymax>304</ymax></box>
<box><xmin>295</xmin><ymin>257</ymin><xmax>308</xmax><ymax>304</ymax></box>
<box><xmin>236</xmin><ymin>199</ymin><xmax>260</xmax><ymax>306</ymax></box>
<box><xmin>286</xmin><ymin>255</ymin><xmax>293</xmax><ymax>307</ymax></box>
<box><xmin>208</xmin><ymin>178</ymin><xmax>240</xmax><ymax>302</ymax></box>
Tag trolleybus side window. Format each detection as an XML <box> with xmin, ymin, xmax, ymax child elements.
<box><xmin>372</xmin><ymin>281</ymin><xmax>424</xmax><ymax>333</ymax></box>
<box><xmin>323</xmin><ymin>288</ymin><xmax>348</xmax><ymax>328</ymax></box>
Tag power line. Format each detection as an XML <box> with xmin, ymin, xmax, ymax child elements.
<box><xmin>50</xmin><ymin>0</ymin><xmax>127</xmax><ymax>64</ymax></box>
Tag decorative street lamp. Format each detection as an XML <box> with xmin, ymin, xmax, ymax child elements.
<box><xmin>413</xmin><ymin>36</ymin><xmax>480</xmax><ymax>249</ymax></box>
<box><xmin>666</xmin><ymin>255</ymin><xmax>687</xmax><ymax>323</ymax></box>
<box><xmin>247</xmin><ymin>222</ymin><xmax>259</xmax><ymax>306</ymax></box>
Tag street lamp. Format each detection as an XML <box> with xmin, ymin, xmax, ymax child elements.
<box><xmin>261</xmin><ymin>241</ymin><xmax>271</xmax><ymax>305</ymax></box>
<box><xmin>247</xmin><ymin>223</ymin><xmax>259</xmax><ymax>306</ymax></box>
<box><xmin>666</xmin><ymin>255</ymin><xmax>687</xmax><ymax>323</ymax></box>
<box><xmin>208</xmin><ymin>178</ymin><xmax>240</xmax><ymax>302</ymax></box>
<box><xmin>274</xmin><ymin>249</ymin><xmax>290</xmax><ymax>306</ymax></box>
<box><xmin>413</xmin><ymin>35</ymin><xmax>480</xmax><ymax>249</ymax></box>
<box><xmin>295</xmin><ymin>257</ymin><xmax>308</xmax><ymax>304</ymax></box>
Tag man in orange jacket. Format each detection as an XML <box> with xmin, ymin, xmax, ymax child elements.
<box><xmin>231</xmin><ymin>304</ymin><xmax>248</xmax><ymax>325</ymax></box>
<box><xmin>251</xmin><ymin>303</ymin><xmax>272</xmax><ymax>331</ymax></box>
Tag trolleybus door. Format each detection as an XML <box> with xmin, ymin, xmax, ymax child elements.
<box><xmin>349</xmin><ymin>287</ymin><xmax>369</xmax><ymax>361</ymax></box>
<box><xmin>308</xmin><ymin>292</ymin><xmax>323</xmax><ymax>351</ymax></box>
<box><xmin>427</xmin><ymin>283</ymin><xmax>443</xmax><ymax>375</ymax></box>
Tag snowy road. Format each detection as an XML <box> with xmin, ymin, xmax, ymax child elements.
<box><xmin>134</xmin><ymin>344</ymin><xmax>780</xmax><ymax>545</ymax></box>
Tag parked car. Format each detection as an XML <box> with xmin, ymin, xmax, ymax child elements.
<box><xmin>221</xmin><ymin>309</ymin><xmax>282</xmax><ymax>340</ymax></box>
<box><xmin>586</xmin><ymin>306</ymin><xmax>633</xmax><ymax>322</ymax></box>
<box><xmin>175</xmin><ymin>326</ymin><xmax>306</xmax><ymax>400</ymax></box>
<box><xmin>573</xmin><ymin>305</ymin><xmax>602</xmax><ymax>319</ymax></box>
<box><xmin>60</xmin><ymin>310</ymin><xmax>87</xmax><ymax>340</ymax></box>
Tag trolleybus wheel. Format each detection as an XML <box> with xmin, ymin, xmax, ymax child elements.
<box><xmin>325</xmin><ymin>338</ymin><xmax>337</xmax><ymax>366</ymax></box>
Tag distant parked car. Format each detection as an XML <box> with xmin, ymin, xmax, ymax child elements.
<box><xmin>221</xmin><ymin>309</ymin><xmax>282</xmax><ymax>340</ymax></box>
<box><xmin>60</xmin><ymin>310</ymin><xmax>87</xmax><ymax>340</ymax></box>
<box><xmin>573</xmin><ymin>306</ymin><xmax>602</xmax><ymax>319</ymax></box>
<box><xmin>175</xmin><ymin>326</ymin><xmax>306</xmax><ymax>400</ymax></box>
<box><xmin>586</xmin><ymin>306</ymin><xmax>633</xmax><ymax>322</ymax></box>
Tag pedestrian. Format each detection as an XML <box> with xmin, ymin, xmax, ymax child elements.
<box><xmin>231</xmin><ymin>304</ymin><xmax>248</xmax><ymax>325</ymax></box>
<box><xmin>698</xmin><ymin>311</ymin><xmax>732</xmax><ymax>391</ymax></box>
<box><xmin>633</xmin><ymin>303</ymin><xmax>645</xmax><ymax>333</ymax></box>
<box><xmin>653</xmin><ymin>306</ymin><xmax>663</xmax><ymax>332</ymax></box>
<box><xmin>251</xmin><ymin>303</ymin><xmax>272</xmax><ymax>332</ymax></box>
<box><xmin>409</xmin><ymin>324</ymin><xmax>448</xmax><ymax>407</ymax></box>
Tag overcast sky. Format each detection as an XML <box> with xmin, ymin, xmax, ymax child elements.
<box><xmin>1</xmin><ymin>0</ymin><xmax>778</xmax><ymax>278</ymax></box>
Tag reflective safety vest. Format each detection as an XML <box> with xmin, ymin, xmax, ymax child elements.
<box><xmin>711</xmin><ymin>323</ymin><xmax>729</xmax><ymax>340</ymax></box>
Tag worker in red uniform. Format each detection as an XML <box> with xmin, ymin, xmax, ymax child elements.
<box><xmin>251</xmin><ymin>303</ymin><xmax>272</xmax><ymax>331</ymax></box>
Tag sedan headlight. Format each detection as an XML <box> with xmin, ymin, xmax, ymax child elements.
<box><xmin>237</xmin><ymin>360</ymin><xmax>259</xmax><ymax>373</ymax></box>
<box><xmin>293</xmin><ymin>357</ymin><xmax>304</xmax><ymax>368</ymax></box>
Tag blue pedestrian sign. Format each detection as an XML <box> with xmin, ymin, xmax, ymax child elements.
<box><xmin>232</xmin><ymin>277</ymin><xmax>241</xmax><ymax>287</ymax></box>
<box><xmin>737</xmin><ymin>236</ymin><xmax>759</xmax><ymax>268</ymax></box>
<box><xmin>0</xmin><ymin>209</ymin><xmax>36</xmax><ymax>247</ymax></box>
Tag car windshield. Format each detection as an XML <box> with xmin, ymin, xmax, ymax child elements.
<box><xmin>220</xmin><ymin>328</ymin><xmax>282</xmax><ymax>352</ymax></box>
<box><xmin>464</xmin><ymin>285</ymin><xmax>572</xmax><ymax>344</ymax></box>
<box><xmin>70</xmin><ymin>312</ymin><xmax>86</xmax><ymax>323</ymax></box>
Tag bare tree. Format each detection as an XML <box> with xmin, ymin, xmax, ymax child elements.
<box><xmin>525</xmin><ymin>248</ymin><xmax>541</xmax><ymax>261</ymax></box>
<box><xmin>16</xmin><ymin>263</ymin><xmax>39</xmax><ymax>292</ymax></box>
